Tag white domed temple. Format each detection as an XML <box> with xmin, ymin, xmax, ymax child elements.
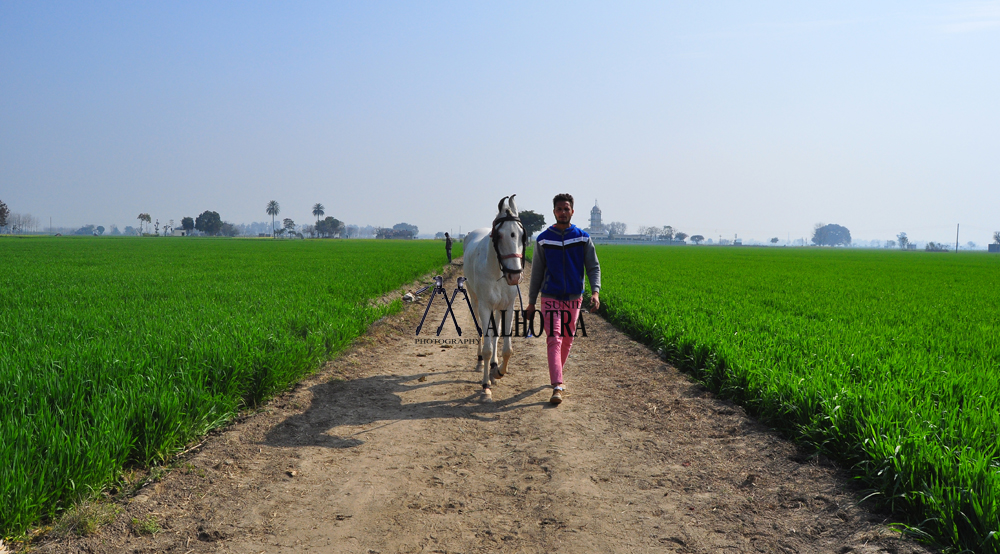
<box><xmin>587</xmin><ymin>200</ymin><xmax>607</xmax><ymax>236</ymax></box>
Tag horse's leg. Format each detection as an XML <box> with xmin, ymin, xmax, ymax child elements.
<box><xmin>498</xmin><ymin>307</ymin><xmax>513</xmax><ymax>378</ymax></box>
<box><xmin>477</xmin><ymin>300</ymin><xmax>495</xmax><ymax>402</ymax></box>
<box><xmin>487</xmin><ymin>309</ymin><xmax>504</xmax><ymax>385</ymax></box>
<box><xmin>469</xmin><ymin>290</ymin><xmax>484</xmax><ymax>373</ymax></box>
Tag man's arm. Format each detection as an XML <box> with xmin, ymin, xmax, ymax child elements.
<box><xmin>527</xmin><ymin>240</ymin><xmax>546</xmax><ymax>306</ymax></box>
<box><xmin>584</xmin><ymin>238</ymin><xmax>601</xmax><ymax>293</ymax></box>
<box><xmin>585</xmin><ymin>238</ymin><xmax>601</xmax><ymax>311</ymax></box>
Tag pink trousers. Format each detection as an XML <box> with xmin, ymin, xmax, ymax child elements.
<box><xmin>540</xmin><ymin>297</ymin><xmax>581</xmax><ymax>386</ymax></box>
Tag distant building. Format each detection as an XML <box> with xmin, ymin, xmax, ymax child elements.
<box><xmin>585</xmin><ymin>200</ymin><xmax>608</xmax><ymax>237</ymax></box>
<box><xmin>172</xmin><ymin>229</ymin><xmax>187</xmax><ymax>237</ymax></box>
<box><xmin>989</xmin><ymin>244</ymin><xmax>1000</xmax><ymax>253</ymax></box>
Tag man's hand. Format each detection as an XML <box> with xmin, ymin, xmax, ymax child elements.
<box><xmin>589</xmin><ymin>292</ymin><xmax>600</xmax><ymax>312</ymax></box>
<box><xmin>525</xmin><ymin>303</ymin><xmax>535</xmax><ymax>320</ymax></box>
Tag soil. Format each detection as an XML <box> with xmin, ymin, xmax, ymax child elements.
<box><xmin>35</xmin><ymin>261</ymin><xmax>935</xmax><ymax>554</ymax></box>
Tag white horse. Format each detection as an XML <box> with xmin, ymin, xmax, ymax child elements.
<box><xmin>463</xmin><ymin>195</ymin><xmax>527</xmax><ymax>402</ymax></box>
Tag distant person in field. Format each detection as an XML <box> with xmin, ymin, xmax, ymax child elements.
<box><xmin>526</xmin><ymin>193</ymin><xmax>601</xmax><ymax>405</ymax></box>
<box><xmin>444</xmin><ymin>232</ymin><xmax>453</xmax><ymax>264</ymax></box>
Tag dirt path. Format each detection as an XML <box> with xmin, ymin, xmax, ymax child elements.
<box><xmin>40</xmin><ymin>261</ymin><xmax>933</xmax><ymax>554</ymax></box>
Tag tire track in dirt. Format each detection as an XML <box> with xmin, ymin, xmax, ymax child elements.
<box><xmin>38</xmin><ymin>260</ymin><xmax>934</xmax><ymax>554</ymax></box>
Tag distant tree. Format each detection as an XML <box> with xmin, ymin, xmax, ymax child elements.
<box><xmin>283</xmin><ymin>218</ymin><xmax>296</xmax><ymax>236</ymax></box>
<box><xmin>661</xmin><ymin>226</ymin><xmax>674</xmax><ymax>241</ymax></box>
<box><xmin>518</xmin><ymin>210</ymin><xmax>546</xmax><ymax>237</ymax></box>
<box><xmin>220</xmin><ymin>222</ymin><xmax>240</xmax><ymax>237</ymax></box>
<box><xmin>96</xmin><ymin>226</ymin><xmax>105</xmax><ymax>235</ymax></box>
<box><xmin>74</xmin><ymin>224</ymin><xmax>96</xmax><ymax>235</ymax></box>
<box><xmin>137</xmin><ymin>213</ymin><xmax>151</xmax><ymax>234</ymax></box>
<box><xmin>606</xmin><ymin>221</ymin><xmax>627</xmax><ymax>236</ymax></box>
<box><xmin>266</xmin><ymin>200</ymin><xmax>280</xmax><ymax>238</ymax></box>
<box><xmin>377</xmin><ymin>226</ymin><xmax>415</xmax><ymax>239</ymax></box>
<box><xmin>124</xmin><ymin>226</ymin><xmax>138</xmax><ymax>236</ymax></box>
<box><xmin>345</xmin><ymin>224</ymin><xmax>359</xmax><ymax>238</ymax></box>
<box><xmin>312</xmin><ymin>203</ymin><xmax>325</xmax><ymax>222</ymax></box>
<box><xmin>690</xmin><ymin>234</ymin><xmax>705</xmax><ymax>245</ymax></box>
<box><xmin>770</xmin><ymin>237</ymin><xmax>779</xmax><ymax>244</ymax></box>
<box><xmin>925</xmin><ymin>242</ymin><xmax>949</xmax><ymax>252</ymax></box>
<box><xmin>393</xmin><ymin>222</ymin><xmax>418</xmax><ymax>236</ymax></box>
<box><xmin>195</xmin><ymin>210</ymin><xmax>223</xmax><ymax>236</ymax></box>
<box><xmin>0</xmin><ymin>200</ymin><xmax>9</xmax><ymax>230</ymax></box>
<box><xmin>994</xmin><ymin>231</ymin><xmax>1000</xmax><ymax>245</ymax></box>
<box><xmin>885</xmin><ymin>239</ymin><xmax>896</xmax><ymax>249</ymax></box>
<box><xmin>636</xmin><ymin>226</ymin><xmax>658</xmax><ymax>240</ymax></box>
<box><xmin>812</xmin><ymin>223</ymin><xmax>852</xmax><ymax>246</ymax></box>
<box><xmin>316</xmin><ymin>216</ymin><xmax>344</xmax><ymax>238</ymax></box>
<box><xmin>897</xmin><ymin>232</ymin><xmax>909</xmax><ymax>249</ymax></box>
<box><xmin>110</xmin><ymin>225</ymin><xmax>121</xmax><ymax>236</ymax></box>
<box><xmin>674</xmin><ymin>232</ymin><xmax>689</xmax><ymax>242</ymax></box>
<box><xmin>154</xmin><ymin>219</ymin><xmax>160</xmax><ymax>235</ymax></box>
<box><xmin>179</xmin><ymin>217</ymin><xmax>194</xmax><ymax>234</ymax></box>
<box><xmin>967</xmin><ymin>241</ymin><xmax>976</xmax><ymax>249</ymax></box>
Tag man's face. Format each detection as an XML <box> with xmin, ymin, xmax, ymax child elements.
<box><xmin>553</xmin><ymin>201</ymin><xmax>574</xmax><ymax>225</ymax></box>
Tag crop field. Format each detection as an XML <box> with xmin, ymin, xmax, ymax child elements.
<box><xmin>0</xmin><ymin>237</ymin><xmax>457</xmax><ymax>537</ymax></box>
<box><xmin>597</xmin><ymin>246</ymin><xmax>1000</xmax><ymax>552</ymax></box>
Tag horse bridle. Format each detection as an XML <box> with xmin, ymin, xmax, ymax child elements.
<box><xmin>490</xmin><ymin>196</ymin><xmax>527</xmax><ymax>279</ymax></box>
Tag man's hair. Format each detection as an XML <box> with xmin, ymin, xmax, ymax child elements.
<box><xmin>553</xmin><ymin>193</ymin><xmax>574</xmax><ymax>208</ymax></box>
<box><xmin>444</xmin><ymin>232</ymin><xmax>449</xmax><ymax>236</ymax></box>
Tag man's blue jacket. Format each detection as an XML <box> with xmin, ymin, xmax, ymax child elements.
<box><xmin>528</xmin><ymin>224</ymin><xmax>601</xmax><ymax>303</ymax></box>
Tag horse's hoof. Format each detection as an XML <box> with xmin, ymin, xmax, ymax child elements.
<box><xmin>481</xmin><ymin>389</ymin><xmax>494</xmax><ymax>403</ymax></box>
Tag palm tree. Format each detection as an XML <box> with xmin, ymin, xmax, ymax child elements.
<box><xmin>266</xmin><ymin>201</ymin><xmax>280</xmax><ymax>238</ymax></box>
<box><xmin>312</xmin><ymin>203</ymin><xmax>325</xmax><ymax>222</ymax></box>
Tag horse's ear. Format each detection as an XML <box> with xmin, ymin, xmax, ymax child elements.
<box><xmin>508</xmin><ymin>194</ymin><xmax>518</xmax><ymax>215</ymax></box>
<box><xmin>497</xmin><ymin>196</ymin><xmax>509</xmax><ymax>214</ymax></box>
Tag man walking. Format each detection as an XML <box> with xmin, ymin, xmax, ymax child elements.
<box><xmin>444</xmin><ymin>232</ymin><xmax>453</xmax><ymax>264</ymax></box>
<box><xmin>526</xmin><ymin>193</ymin><xmax>601</xmax><ymax>405</ymax></box>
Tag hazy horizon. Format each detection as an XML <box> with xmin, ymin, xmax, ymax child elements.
<box><xmin>2</xmin><ymin>2</ymin><xmax>998</xmax><ymax>245</ymax></box>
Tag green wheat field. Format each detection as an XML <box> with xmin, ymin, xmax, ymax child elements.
<box><xmin>3</xmin><ymin>238</ymin><xmax>999</xmax><ymax>552</ymax></box>
<box><xmin>597</xmin><ymin>246</ymin><xmax>1000</xmax><ymax>553</ymax></box>
<box><xmin>0</xmin><ymin>237</ymin><xmax>456</xmax><ymax>537</ymax></box>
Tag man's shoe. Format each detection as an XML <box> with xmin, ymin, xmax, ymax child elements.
<box><xmin>550</xmin><ymin>386</ymin><xmax>564</xmax><ymax>405</ymax></box>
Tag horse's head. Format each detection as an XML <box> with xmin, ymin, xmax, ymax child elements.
<box><xmin>491</xmin><ymin>194</ymin><xmax>526</xmax><ymax>286</ymax></box>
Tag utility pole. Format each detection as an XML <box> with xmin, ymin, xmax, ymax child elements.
<box><xmin>956</xmin><ymin>224</ymin><xmax>960</xmax><ymax>252</ymax></box>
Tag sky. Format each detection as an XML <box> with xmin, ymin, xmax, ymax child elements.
<box><xmin>2</xmin><ymin>1</ymin><xmax>998</xmax><ymax>244</ymax></box>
